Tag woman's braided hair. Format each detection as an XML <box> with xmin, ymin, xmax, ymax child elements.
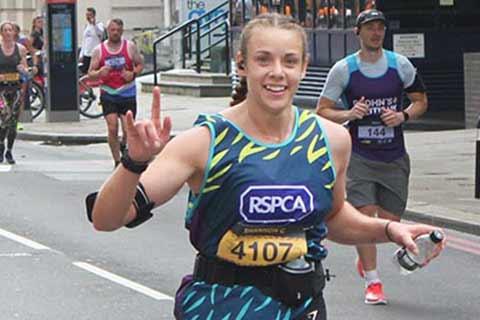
<box><xmin>230</xmin><ymin>13</ymin><xmax>308</xmax><ymax>107</ymax></box>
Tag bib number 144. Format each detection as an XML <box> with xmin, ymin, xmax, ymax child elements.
<box><xmin>358</xmin><ymin>126</ymin><xmax>394</xmax><ymax>139</ymax></box>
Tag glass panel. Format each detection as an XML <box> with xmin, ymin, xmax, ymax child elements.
<box><xmin>332</xmin><ymin>0</ymin><xmax>344</xmax><ymax>29</ymax></box>
<box><xmin>304</xmin><ymin>0</ymin><xmax>315</xmax><ymax>28</ymax></box>
<box><xmin>315</xmin><ymin>0</ymin><xmax>330</xmax><ymax>29</ymax></box>
<box><xmin>232</xmin><ymin>0</ymin><xmax>242</xmax><ymax>26</ymax></box>
<box><xmin>284</xmin><ymin>0</ymin><xmax>296</xmax><ymax>17</ymax></box>
<box><xmin>344</xmin><ymin>0</ymin><xmax>360</xmax><ymax>28</ymax></box>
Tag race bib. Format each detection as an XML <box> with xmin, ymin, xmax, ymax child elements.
<box><xmin>217</xmin><ymin>227</ymin><xmax>307</xmax><ymax>267</ymax></box>
<box><xmin>105</xmin><ymin>56</ymin><xmax>126</xmax><ymax>70</ymax></box>
<box><xmin>358</xmin><ymin>126</ymin><xmax>394</xmax><ymax>140</ymax></box>
<box><xmin>1</xmin><ymin>73</ymin><xmax>20</xmax><ymax>82</ymax></box>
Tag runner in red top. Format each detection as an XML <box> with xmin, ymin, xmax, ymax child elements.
<box><xmin>88</xmin><ymin>18</ymin><xmax>144</xmax><ymax>168</ymax></box>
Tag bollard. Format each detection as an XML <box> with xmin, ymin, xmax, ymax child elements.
<box><xmin>476</xmin><ymin>115</ymin><xmax>480</xmax><ymax>198</ymax></box>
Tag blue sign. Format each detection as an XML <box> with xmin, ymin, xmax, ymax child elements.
<box><xmin>182</xmin><ymin>0</ymin><xmax>225</xmax><ymax>21</ymax></box>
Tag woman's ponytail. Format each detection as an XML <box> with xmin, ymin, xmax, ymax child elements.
<box><xmin>230</xmin><ymin>77</ymin><xmax>247</xmax><ymax>107</ymax></box>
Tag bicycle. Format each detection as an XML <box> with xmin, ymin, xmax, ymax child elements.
<box><xmin>26</xmin><ymin>61</ymin><xmax>103</xmax><ymax>120</ymax></box>
<box><xmin>78</xmin><ymin>68</ymin><xmax>103</xmax><ymax>119</ymax></box>
<box><xmin>29</xmin><ymin>72</ymin><xmax>45</xmax><ymax>120</ymax></box>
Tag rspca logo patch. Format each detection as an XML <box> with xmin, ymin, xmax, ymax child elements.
<box><xmin>239</xmin><ymin>185</ymin><xmax>314</xmax><ymax>224</ymax></box>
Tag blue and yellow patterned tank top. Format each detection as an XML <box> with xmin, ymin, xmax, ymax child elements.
<box><xmin>185</xmin><ymin>107</ymin><xmax>336</xmax><ymax>266</ymax></box>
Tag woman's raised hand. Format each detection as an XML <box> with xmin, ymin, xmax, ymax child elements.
<box><xmin>124</xmin><ymin>87</ymin><xmax>172</xmax><ymax>162</ymax></box>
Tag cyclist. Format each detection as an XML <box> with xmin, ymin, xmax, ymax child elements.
<box><xmin>0</xmin><ymin>21</ymin><xmax>28</xmax><ymax>164</ymax></box>
<box><xmin>88</xmin><ymin>18</ymin><xmax>144</xmax><ymax>168</ymax></box>
<box><xmin>316</xmin><ymin>9</ymin><xmax>428</xmax><ymax>304</ymax></box>
<box><xmin>88</xmin><ymin>13</ymin><xmax>443</xmax><ymax>319</ymax></box>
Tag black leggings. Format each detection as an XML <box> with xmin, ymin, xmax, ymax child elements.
<box><xmin>0</xmin><ymin>89</ymin><xmax>21</xmax><ymax>150</ymax></box>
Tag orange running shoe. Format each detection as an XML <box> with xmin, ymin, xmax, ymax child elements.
<box><xmin>364</xmin><ymin>282</ymin><xmax>387</xmax><ymax>305</ymax></box>
<box><xmin>356</xmin><ymin>257</ymin><xmax>365</xmax><ymax>279</ymax></box>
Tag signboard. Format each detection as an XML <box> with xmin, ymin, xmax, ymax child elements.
<box><xmin>440</xmin><ymin>0</ymin><xmax>454</xmax><ymax>6</ymax></box>
<box><xmin>181</xmin><ymin>0</ymin><xmax>225</xmax><ymax>21</ymax></box>
<box><xmin>51</xmin><ymin>12</ymin><xmax>73</xmax><ymax>52</ymax></box>
<box><xmin>47</xmin><ymin>0</ymin><xmax>76</xmax><ymax>3</ymax></box>
<box><xmin>393</xmin><ymin>33</ymin><xmax>425</xmax><ymax>59</ymax></box>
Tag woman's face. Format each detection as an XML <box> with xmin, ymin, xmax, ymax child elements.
<box><xmin>239</xmin><ymin>27</ymin><xmax>307</xmax><ymax>113</ymax></box>
<box><xmin>35</xmin><ymin>18</ymin><xmax>43</xmax><ymax>30</ymax></box>
<box><xmin>0</xmin><ymin>23</ymin><xmax>15</xmax><ymax>42</ymax></box>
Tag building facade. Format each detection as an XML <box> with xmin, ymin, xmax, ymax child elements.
<box><xmin>0</xmin><ymin>0</ymin><xmax>171</xmax><ymax>41</ymax></box>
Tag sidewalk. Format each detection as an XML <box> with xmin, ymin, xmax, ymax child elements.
<box><xmin>17</xmin><ymin>88</ymin><xmax>480</xmax><ymax>236</ymax></box>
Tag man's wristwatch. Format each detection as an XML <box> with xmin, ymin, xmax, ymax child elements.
<box><xmin>402</xmin><ymin>111</ymin><xmax>410</xmax><ymax>122</ymax></box>
<box><xmin>120</xmin><ymin>153</ymin><xmax>150</xmax><ymax>174</ymax></box>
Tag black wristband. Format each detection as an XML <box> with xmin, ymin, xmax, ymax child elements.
<box><xmin>120</xmin><ymin>153</ymin><xmax>149</xmax><ymax>174</ymax></box>
<box><xmin>402</xmin><ymin>111</ymin><xmax>410</xmax><ymax>122</ymax></box>
<box><xmin>385</xmin><ymin>221</ymin><xmax>395</xmax><ymax>242</ymax></box>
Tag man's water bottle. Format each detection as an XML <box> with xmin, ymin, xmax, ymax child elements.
<box><xmin>393</xmin><ymin>230</ymin><xmax>444</xmax><ymax>275</ymax></box>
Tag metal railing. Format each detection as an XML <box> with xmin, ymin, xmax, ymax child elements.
<box><xmin>152</xmin><ymin>0</ymin><xmax>229</xmax><ymax>85</ymax></box>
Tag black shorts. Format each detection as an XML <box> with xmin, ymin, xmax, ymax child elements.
<box><xmin>79</xmin><ymin>56</ymin><xmax>91</xmax><ymax>75</ymax></box>
<box><xmin>100</xmin><ymin>98</ymin><xmax>137</xmax><ymax>117</ymax></box>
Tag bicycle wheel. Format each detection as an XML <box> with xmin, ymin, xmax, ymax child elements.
<box><xmin>29</xmin><ymin>81</ymin><xmax>45</xmax><ymax>120</ymax></box>
<box><xmin>79</xmin><ymin>79</ymin><xmax>103</xmax><ymax>119</ymax></box>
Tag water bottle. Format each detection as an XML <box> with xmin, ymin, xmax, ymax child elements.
<box><xmin>393</xmin><ymin>230</ymin><xmax>444</xmax><ymax>275</ymax></box>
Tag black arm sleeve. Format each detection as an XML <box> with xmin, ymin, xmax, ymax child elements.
<box><xmin>85</xmin><ymin>192</ymin><xmax>98</xmax><ymax>223</ymax></box>
<box><xmin>404</xmin><ymin>72</ymin><xmax>427</xmax><ymax>93</ymax></box>
<box><xmin>85</xmin><ymin>183</ymin><xmax>155</xmax><ymax>229</ymax></box>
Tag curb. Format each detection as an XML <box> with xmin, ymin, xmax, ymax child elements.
<box><xmin>405</xmin><ymin>209</ymin><xmax>480</xmax><ymax>236</ymax></box>
<box><xmin>17</xmin><ymin>130</ymin><xmax>181</xmax><ymax>144</ymax></box>
<box><xmin>18</xmin><ymin>131</ymin><xmax>107</xmax><ymax>144</ymax></box>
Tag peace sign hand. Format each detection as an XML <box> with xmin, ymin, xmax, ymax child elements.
<box><xmin>125</xmin><ymin>87</ymin><xmax>172</xmax><ymax>162</ymax></box>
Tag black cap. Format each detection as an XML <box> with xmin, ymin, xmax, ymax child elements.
<box><xmin>429</xmin><ymin>230</ymin><xmax>444</xmax><ymax>244</ymax></box>
<box><xmin>356</xmin><ymin>9</ymin><xmax>386</xmax><ymax>28</ymax></box>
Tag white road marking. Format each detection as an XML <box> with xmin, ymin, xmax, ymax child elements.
<box><xmin>73</xmin><ymin>261</ymin><xmax>174</xmax><ymax>301</ymax></box>
<box><xmin>17</xmin><ymin>160</ymin><xmax>113</xmax><ymax>181</ymax></box>
<box><xmin>0</xmin><ymin>165</ymin><xmax>12</xmax><ymax>172</ymax></box>
<box><xmin>0</xmin><ymin>252</ymin><xmax>32</xmax><ymax>257</ymax></box>
<box><xmin>0</xmin><ymin>228</ymin><xmax>51</xmax><ymax>250</ymax></box>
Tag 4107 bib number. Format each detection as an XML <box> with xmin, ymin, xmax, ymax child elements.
<box><xmin>216</xmin><ymin>230</ymin><xmax>307</xmax><ymax>266</ymax></box>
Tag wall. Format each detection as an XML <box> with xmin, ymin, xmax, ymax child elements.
<box><xmin>0</xmin><ymin>1</ymin><xmax>168</xmax><ymax>42</ymax></box>
<box><xmin>464</xmin><ymin>53</ymin><xmax>480</xmax><ymax>129</ymax></box>
<box><xmin>77</xmin><ymin>0</ymin><xmax>163</xmax><ymax>40</ymax></box>
<box><xmin>0</xmin><ymin>0</ymin><xmax>42</xmax><ymax>35</ymax></box>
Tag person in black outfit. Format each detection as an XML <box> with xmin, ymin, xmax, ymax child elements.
<box><xmin>0</xmin><ymin>21</ymin><xmax>28</xmax><ymax>164</ymax></box>
<box><xmin>30</xmin><ymin>16</ymin><xmax>44</xmax><ymax>51</ymax></box>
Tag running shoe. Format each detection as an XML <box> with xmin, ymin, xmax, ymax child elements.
<box><xmin>356</xmin><ymin>256</ymin><xmax>365</xmax><ymax>279</ymax></box>
<box><xmin>364</xmin><ymin>282</ymin><xmax>387</xmax><ymax>305</ymax></box>
<box><xmin>5</xmin><ymin>150</ymin><xmax>15</xmax><ymax>165</ymax></box>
